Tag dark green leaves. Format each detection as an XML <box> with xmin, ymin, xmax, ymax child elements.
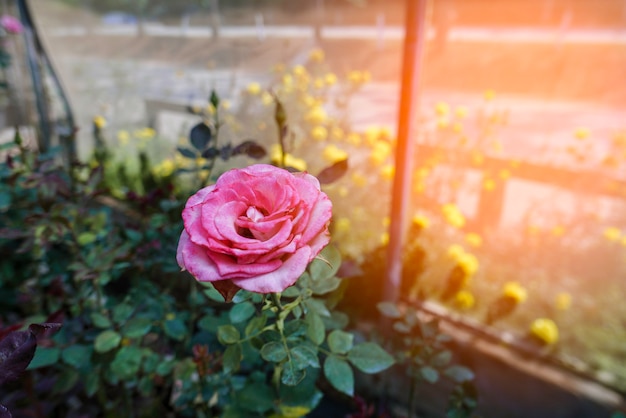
<box><xmin>328</xmin><ymin>330</ymin><xmax>353</xmax><ymax>354</ymax></box>
<box><xmin>347</xmin><ymin>342</ymin><xmax>395</xmax><ymax>374</ymax></box>
<box><xmin>324</xmin><ymin>356</ymin><xmax>353</xmax><ymax>396</ymax></box>
<box><xmin>217</xmin><ymin>325</ymin><xmax>240</xmax><ymax>345</ymax></box>
<box><xmin>190</xmin><ymin>123</ymin><xmax>213</xmax><ymax>151</ymax></box>
<box><xmin>94</xmin><ymin>330</ymin><xmax>122</xmax><ymax>353</ymax></box>
<box><xmin>229</xmin><ymin>301</ymin><xmax>255</xmax><ymax>324</ymax></box>
<box><xmin>260</xmin><ymin>341</ymin><xmax>287</xmax><ymax>362</ymax></box>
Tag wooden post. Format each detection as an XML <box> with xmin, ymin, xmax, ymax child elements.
<box><xmin>383</xmin><ymin>0</ymin><xmax>430</xmax><ymax>303</ymax></box>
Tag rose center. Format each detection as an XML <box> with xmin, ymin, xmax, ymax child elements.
<box><xmin>246</xmin><ymin>206</ymin><xmax>265</xmax><ymax>222</ymax></box>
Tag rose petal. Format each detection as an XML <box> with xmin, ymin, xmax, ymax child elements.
<box><xmin>231</xmin><ymin>246</ymin><xmax>312</xmax><ymax>293</ymax></box>
<box><xmin>207</xmin><ymin>251</ymin><xmax>282</xmax><ymax>279</ymax></box>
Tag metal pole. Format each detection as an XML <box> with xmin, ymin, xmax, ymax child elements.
<box><xmin>383</xmin><ymin>0</ymin><xmax>430</xmax><ymax>302</ymax></box>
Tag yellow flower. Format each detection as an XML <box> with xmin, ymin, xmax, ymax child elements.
<box><xmin>503</xmin><ymin>282</ymin><xmax>528</xmax><ymax>303</ymax></box>
<box><xmin>134</xmin><ymin>127</ymin><xmax>156</xmax><ymax>139</ymax></box>
<box><xmin>270</xmin><ymin>145</ymin><xmax>307</xmax><ymax>172</ymax></box>
<box><xmin>305</xmin><ymin>106</ymin><xmax>327</xmax><ymax>124</ymax></box>
<box><xmin>337</xmin><ymin>186</ymin><xmax>349</xmax><ymax>197</ymax></box>
<box><xmin>412</xmin><ymin>214</ymin><xmax>430</xmax><ymax>229</ymax></box>
<box><xmin>499</xmin><ymin>169</ymin><xmax>511</xmax><ymax>179</ymax></box>
<box><xmin>221</xmin><ymin>99</ymin><xmax>232</xmax><ymax>110</ymax></box>
<box><xmin>369</xmin><ymin>141</ymin><xmax>392</xmax><ymax>166</ymax></box>
<box><xmin>292</xmin><ymin>64</ymin><xmax>307</xmax><ymax>77</ymax></box>
<box><xmin>555</xmin><ymin>292</ymin><xmax>572</xmax><ymax>311</ymax></box>
<box><xmin>309</xmin><ymin>48</ymin><xmax>325</xmax><ymax>63</ymax></box>
<box><xmin>325</xmin><ymin>73</ymin><xmax>338</xmax><ymax>86</ymax></box>
<box><xmin>313</xmin><ymin>78</ymin><xmax>325</xmax><ymax>89</ymax></box>
<box><xmin>603</xmin><ymin>227</ymin><xmax>621</xmax><ymax>242</ymax></box>
<box><xmin>282</xmin><ymin>74</ymin><xmax>293</xmax><ymax>87</ymax></box>
<box><xmin>382</xmin><ymin>216</ymin><xmax>391</xmax><ymax>227</ymax></box>
<box><xmin>351</xmin><ymin>172</ymin><xmax>368</xmax><ymax>187</ymax></box>
<box><xmin>380</xmin><ymin>164</ymin><xmax>395</xmax><ymax>180</ymax></box>
<box><xmin>261</xmin><ymin>91</ymin><xmax>274</xmax><ymax>106</ymax></box>
<box><xmin>455</xmin><ymin>290</ymin><xmax>475</xmax><ymax>309</ymax></box>
<box><xmin>323</xmin><ymin>144</ymin><xmax>348</xmax><ymax>164</ymax></box>
<box><xmin>574</xmin><ymin>127</ymin><xmax>590</xmax><ymax>140</ymax></box>
<box><xmin>551</xmin><ymin>225</ymin><xmax>565</xmax><ymax>237</ymax></box>
<box><xmin>465</xmin><ymin>233</ymin><xmax>482</xmax><ymax>248</ymax></box>
<box><xmin>456</xmin><ymin>252</ymin><xmax>479</xmax><ymax>277</ymax></box>
<box><xmin>380</xmin><ymin>232</ymin><xmax>390</xmax><ymax>246</ymax></box>
<box><xmin>93</xmin><ymin>115</ymin><xmax>107</xmax><ymax>129</ymax></box>
<box><xmin>334</xmin><ymin>217</ymin><xmax>351</xmax><ymax>234</ymax></box>
<box><xmin>530</xmin><ymin>318</ymin><xmax>559</xmax><ymax>345</ymax></box>
<box><xmin>347</xmin><ymin>132</ymin><xmax>361</xmax><ymax>146</ymax></box>
<box><xmin>452</xmin><ymin>122</ymin><xmax>463</xmax><ymax>134</ymax></box>
<box><xmin>447</xmin><ymin>244</ymin><xmax>465</xmax><ymax>260</ymax></box>
<box><xmin>152</xmin><ymin>159</ymin><xmax>176</xmax><ymax>177</ymax></box>
<box><xmin>331</xmin><ymin>126</ymin><xmax>344</xmax><ymax>140</ymax></box>
<box><xmin>471</xmin><ymin>151</ymin><xmax>484</xmax><ymax>166</ymax></box>
<box><xmin>442</xmin><ymin>203</ymin><xmax>466</xmax><ymax>229</ymax></box>
<box><xmin>311</xmin><ymin>126</ymin><xmax>328</xmax><ymax>141</ymax></box>
<box><xmin>484</xmin><ymin>89</ymin><xmax>496</xmax><ymax>101</ymax></box>
<box><xmin>483</xmin><ymin>178</ymin><xmax>496</xmax><ymax>191</ymax></box>
<box><xmin>435</xmin><ymin>101</ymin><xmax>449</xmax><ymax>116</ymax></box>
<box><xmin>491</xmin><ymin>140</ymin><xmax>503</xmax><ymax>153</ymax></box>
<box><xmin>455</xmin><ymin>106</ymin><xmax>468</xmax><ymax>119</ymax></box>
<box><xmin>437</xmin><ymin>118</ymin><xmax>450</xmax><ymax>130</ymax></box>
<box><xmin>347</xmin><ymin>70</ymin><xmax>370</xmax><ymax>85</ymax></box>
<box><xmin>117</xmin><ymin>130</ymin><xmax>130</xmax><ymax>145</ymax></box>
<box><xmin>246</xmin><ymin>82</ymin><xmax>261</xmax><ymax>95</ymax></box>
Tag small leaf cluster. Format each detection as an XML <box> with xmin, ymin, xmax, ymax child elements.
<box><xmin>377</xmin><ymin>302</ymin><xmax>477</xmax><ymax>417</ymax></box>
<box><xmin>204</xmin><ymin>245</ymin><xmax>395</xmax><ymax>416</ymax></box>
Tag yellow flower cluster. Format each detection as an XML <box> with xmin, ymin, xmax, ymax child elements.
<box><xmin>93</xmin><ymin>115</ymin><xmax>107</xmax><ymax>129</ymax></box>
<box><xmin>447</xmin><ymin>245</ymin><xmax>479</xmax><ymax>278</ymax></box>
<box><xmin>503</xmin><ymin>281</ymin><xmax>528</xmax><ymax>304</ymax></box>
<box><xmin>323</xmin><ymin>144</ymin><xmax>348</xmax><ymax>164</ymax></box>
<box><xmin>369</xmin><ymin>140</ymin><xmax>392</xmax><ymax>166</ymax></box>
<box><xmin>152</xmin><ymin>159</ymin><xmax>176</xmax><ymax>178</ymax></box>
<box><xmin>455</xmin><ymin>290</ymin><xmax>475</xmax><ymax>309</ymax></box>
<box><xmin>441</xmin><ymin>203</ymin><xmax>466</xmax><ymax>229</ymax></box>
<box><xmin>530</xmin><ymin>318</ymin><xmax>559</xmax><ymax>345</ymax></box>
<box><xmin>412</xmin><ymin>214</ymin><xmax>430</xmax><ymax>229</ymax></box>
<box><xmin>464</xmin><ymin>232</ymin><xmax>482</xmax><ymax>247</ymax></box>
<box><xmin>555</xmin><ymin>292</ymin><xmax>572</xmax><ymax>311</ymax></box>
<box><xmin>603</xmin><ymin>227</ymin><xmax>621</xmax><ymax>242</ymax></box>
<box><xmin>347</xmin><ymin>70</ymin><xmax>371</xmax><ymax>86</ymax></box>
<box><xmin>270</xmin><ymin>144</ymin><xmax>307</xmax><ymax>172</ymax></box>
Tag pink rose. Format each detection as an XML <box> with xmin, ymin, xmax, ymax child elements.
<box><xmin>177</xmin><ymin>164</ymin><xmax>332</xmax><ymax>299</ymax></box>
<box><xmin>1</xmin><ymin>15</ymin><xmax>22</xmax><ymax>34</ymax></box>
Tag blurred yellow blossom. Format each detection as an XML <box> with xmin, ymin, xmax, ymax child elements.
<box><xmin>347</xmin><ymin>70</ymin><xmax>370</xmax><ymax>85</ymax></box>
<box><xmin>309</xmin><ymin>48</ymin><xmax>325</xmax><ymax>62</ymax></box>
<box><xmin>152</xmin><ymin>159</ymin><xmax>176</xmax><ymax>177</ymax></box>
<box><xmin>455</xmin><ymin>290</ymin><xmax>475</xmax><ymax>309</ymax></box>
<box><xmin>499</xmin><ymin>169</ymin><xmax>511</xmax><ymax>179</ymax></box>
<box><xmin>455</xmin><ymin>106</ymin><xmax>468</xmax><ymax>119</ymax></box>
<box><xmin>412</xmin><ymin>214</ymin><xmax>430</xmax><ymax>229</ymax></box>
<box><xmin>93</xmin><ymin>115</ymin><xmax>106</xmax><ymax>129</ymax></box>
<box><xmin>292</xmin><ymin>65</ymin><xmax>307</xmax><ymax>77</ymax></box>
<box><xmin>447</xmin><ymin>244</ymin><xmax>465</xmax><ymax>260</ymax></box>
<box><xmin>452</xmin><ymin>122</ymin><xmax>463</xmax><ymax>134</ymax></box>
<box><xmin>574</xmin><ymin>127</ymin><xmax>590</xmax><ymax>140</ymax></box>
<box><xmin>382</xmin><ymin>217</ymin><xmax>391</xmax><ymax>227</ymax></box>
<box><xmin>465</xmin><ymin>233</ymin><xmax>482</xmax><ymax>248</ymax></box>
<box><xmin>551</xmin><ymin>225</ymin><xmax>565</xmax><ymax>237</ymax></box>
<box><xmin>270</xmin><ymin>144</ymin><xmax>307</xmax><ymax>172</ymax></box>
<box><xmin>311</xmin><ymin>126</ymin><xmax>328</xmax><ymax>141</ymax></box>
<box><xmin>484</xmin><ymin>89</ymin><xmax>496</xmax><ymax>101</ymax></box>
<box><xmin>437</xmin><ymin>118</ymin><xmax>450</xmax><ymax>130</ymax></box>
<box><xmin>325</xmin><ymin>73</ymin><xmax>338</xmax><ymax>86</ymax></box>
<box><xmin>380</xmin><ymin>232</ymin><xmax>390</xmax><ymax>246</ymax></box>
<box><xmin>337</xmin><ymin>186</ymin><xmax>349</xmax><ymax>197</ymax></box>
<box><xmin>442</xmin><ymin>203</ymin><xmax>466</xmax><ymax>228</ymax></box>
<box><xmin>246</xmin><ymin>82</ymin><xmax>261</xmax><ymax>95</ymax></box>
<box><xmin>351</xmin><ymin>172</ymin><xmax>368</xmax><ymax>187</ymax></box>
<box><xmin>305</xmin><ymin>106</ymin><xmax>327</xmax><ymax>124</ymax></box>
<box><xmin>347</xmin><ymin>132</ymin><xmax>362</xmax><ymax>146</ymax></box>
<box><xmin>334</xmin><ymin>217</ymin><xmax>351</xmax><ymax>234</ymax></box>
<box><xmin>471</xmin><ymin>151</ymin><xmax>484</xmax><ymax>166</ymax></box>
<box><xmin>369</xmin><ymin>141</ymin><xmax>392</xmax><ymax>166</ymax></box>
<box><xmin>313</xmin><ymin>78</ymin><xmax>325</xmax><ymax>89</ymax></box>
<box><xmin>456</xmin><ymin>252</ymin><xmax>479</xmax><ymax>277</ymax></box>
<box><xmin>435</xmin><ymin>101</ymin><xmax>449</xmax><ymax>116</ymax></box>
<box><xmin>380</xmin><ymin>164</ymin><xmax>395</xmax><ymax>180</ymax></box>
<box><xmin>555</xmin><ymin>292</ymin><xmax>572</xmax><ymax>311</ymax></box>
<box><xmin>322</xmin><ymin>144</ymin><xmax>348</xmax><ymax>164</ymax></box>
<box><xmin>603</xmin><ymin>227</ymin><xmax>621</xmax><ymax>242</ymax></box>
<box><xmin>530</xmin><ymin>318</ymin><xmax>559</xmax><ymax>345</ymax></box>
<box><xmin>221</xmin><ymin>99</ymin><xmax>231</xmax><ymax>110</ymax></box>
<box><xmin>134</xmin><ymin>127</ymin><xmax>156</xmax><ymax>140</ymax></box>
<box><xmin>331</xmin><ymin>126</ymin><xmax>344</xmax><ymax>140</ymax></box>
<box><xmin>483</xmin><ymin>178</ymin><xmax>496</xmax><ymax>191</ymax></box>
<box><xmin>503</xmin><ymin>282</ymin><xmax>528</xmax><ymax>303</ymax></box>
<box><xmin>261</xmin><ymin>91</ymin><xmax>274</xmax><ymax>106</ymax></box>
<box><xmin>117</xmin><ymin>130</ymin><xmax>130</xmax><ymax>145</ymax></box>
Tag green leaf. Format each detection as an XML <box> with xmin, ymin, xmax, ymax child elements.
<box><xmin>177</xmin><ymin>146</ymin><xmax>198</xmax><ymax>159</ymax></box>
<box><xmin>164</xmin><ymin>318</ymin><xmax>186</xmax><ymax>341</ymax></box>
<box><xmin>112</xmin><ymin>303</ymin><xmax>134</xmax><ymax>324</ymax></box>
<box><xmin>222</xmin><ymin>344</ymin><xmax>242</xmax><ymax>373</ymax></box>
<box><xmin>229</xmin><ymin>301</ymin><xmax>255</xmax><ymax>324</ymax></box>
<box><xmin>189</xmin><ymin>123</ymin><xmax>213</xmax><ymax>151</ymax></box>
<box><xmin>237</xmin><ymin>381</ymin><xmax>274</xmax><ymax>413</ymax></box>
<box><xmin>291</xmin><ymin>345</ymin><xmax>320</xmax><ymax>369</ymax></box>
<box><xmin>61</xmin><ymin>345</ymin><xmax>93</xmax><ymax>369</ymax></box>
<box><xmin>431</xmin><ymin>350</ymin><xmax>453</xmax><ymax>368</ymax></box>
<box><xmin>310</xmin><ymin>275</ymin><xmax>341</xmax><ymax>295</ymax></box>
<box><xmin>122</xmin><ymin>318</ymin><xmax>153</xmax><ymax>339</ymax></box>
<box><xmin>328</xmin><ymin>330</ymin><xmax>354</xmax><ymax>354</ymax></box>
<box><xmin>260</xmin><ymin>341</ymin><xmax>287</xmax><ymax>362</ymax></box>
<box><xmin>90</xmin><ymin>312</ymin><xmax>112</xmax><ymax>328</ymax></box>
<box><xmin>111</xmin><ymin>346</ymin><xmax>143</xmax><ymax>380</ymax></box>
<box><xmin>77</xmin><ymin>232</ymin><xmax>97</xmax><ymax>246</ymax></box>
<box><xmin>94</xmin><ymin>330</ymin><xmax>122</xmax><ymax>353</ymax></box>
<box><xmin>27</xmin><ymin>347</ymin><xmax>60</xmax><ymax>369</ymax></box>
<box><xmin>445</xmin><ymin>365</ymin><xmax>475</xmax><ymax>382</ymax></box>
<box><xmin>306</xmin><ymin>313</ymin><xmax>325</xmax><ymax>345</ymax></box>
<box><xmin>324</xmin><ymin>356</ymin><xmax>354</xmax><ymax>396</ymax></box>
<box><xmin>308</xmin><ymin>245</ymin><xmax>341</xmax><ymax>282</ymax></box>
<box><xmin>282</xmin><ymin>361</ymin><xmax>307</xmax><ymax>386</ymax></box>
<box><xmin>304</xmin><ymin>298</ymin><xmax>330</xmax><ymax>317</ymax></box>
<box><xmin>84</xmin><ymin>372</ymin><xmax>99</xmax><ymax>397</ymax></box>
<box><xmin>245</xmin><ymin>315</ymin><xmax>267</xmax><ymax>337</ymax></box>
<box><xmin>53</xmin><ymin>368</ymin><xmax>79</xmax><ymax>393</ymax></box>
<box><xmin>347</xmin><ymin>342</ymin><xmax>395</xmax><ymax>374</ymax></box>
<box><xmin>377</xmin><ymin>301</ymin><xmax>402</xmax><ymax>318</ymax></box>
<box><xmin>420</xmin><ymin>366</ymin><xmax>439</xmax><ymax>383</ymax></box>
<box><xmin>217</xmin><ymin>324</ymin><xmax>240</xmax><ymax>345</ymax></box>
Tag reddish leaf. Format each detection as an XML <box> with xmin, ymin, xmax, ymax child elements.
<box><xmin>212</xmin><ymin>281</ymin><xmax>241</xmax><ymax>303</ymax></box>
